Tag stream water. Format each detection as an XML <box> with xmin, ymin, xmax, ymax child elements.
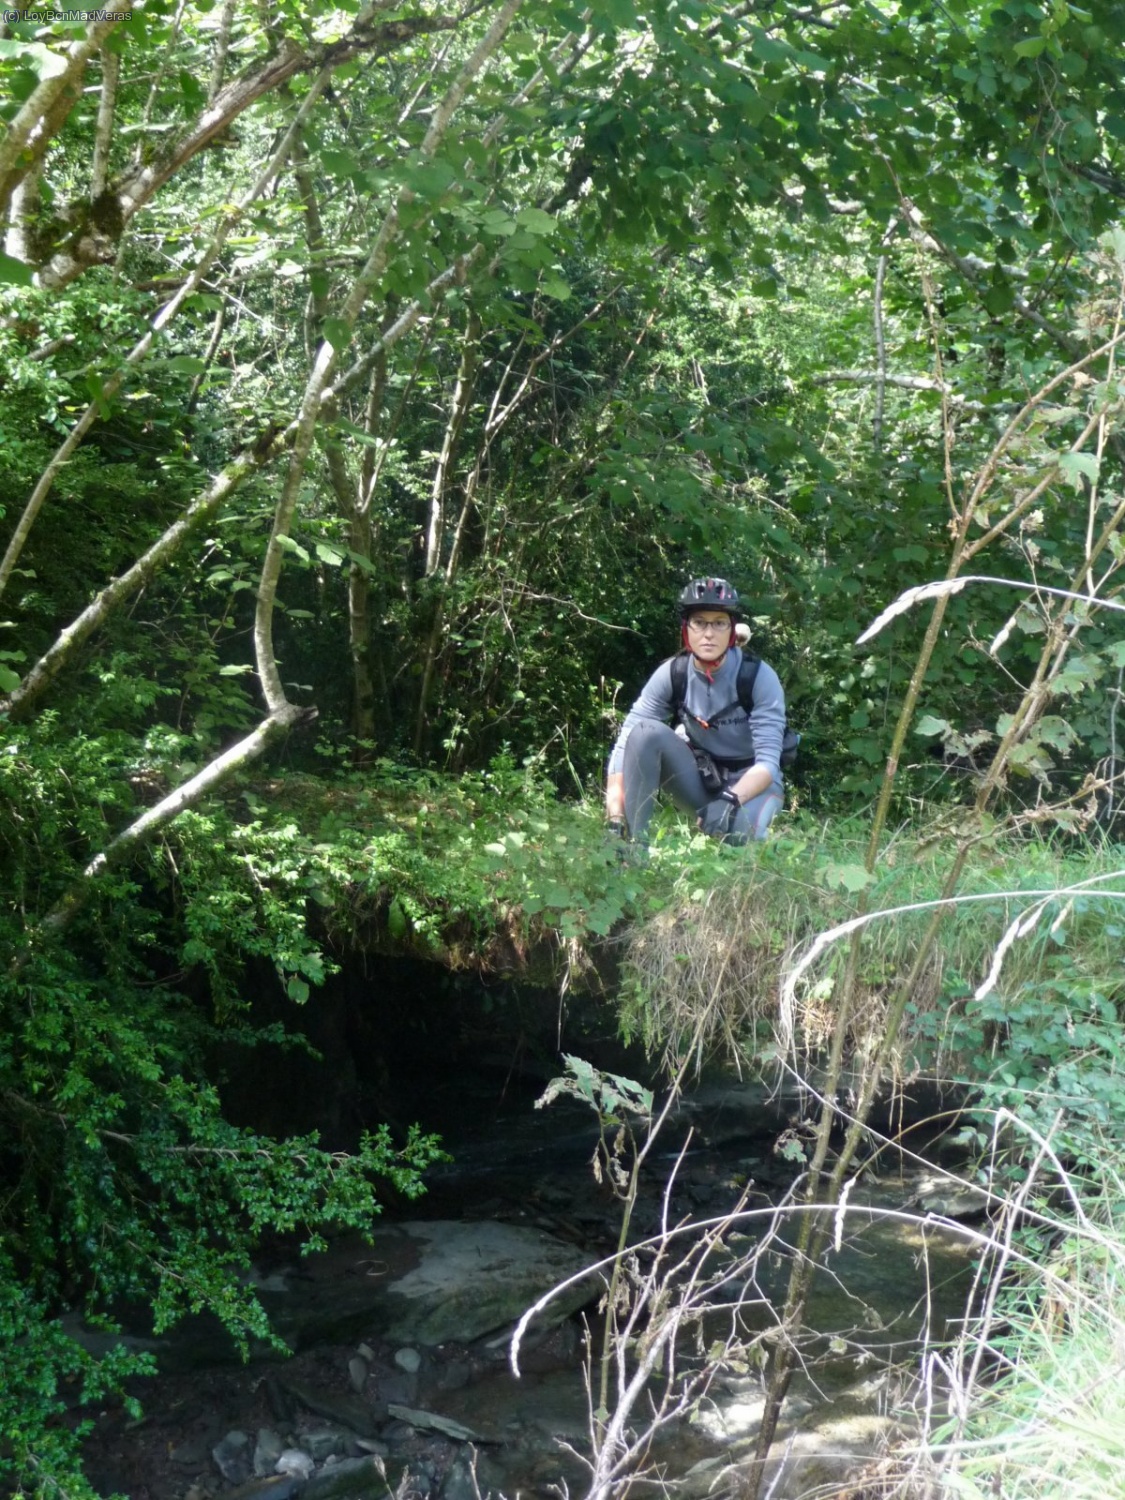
<box><xmin>80</xmin><ymin>1066</ymin><xmax>979</xmax><ymax>1500</ymax></box>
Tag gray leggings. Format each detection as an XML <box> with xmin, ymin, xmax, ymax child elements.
<box><xmin>621</xmin><ymin>720</ymin><xmax>783</xmax><ymax>845</ymax></box>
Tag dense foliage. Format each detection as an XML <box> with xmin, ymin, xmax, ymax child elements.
<box><xmin>4</xmin><ymin>0</ymin><xmax>1125</xmax><ymax>1494</ymax></box>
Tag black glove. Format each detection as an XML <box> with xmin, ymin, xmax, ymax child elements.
<box><xmin>699</xmin><ymin>789</ymin><xmax>741</xmax><ymax>840</ymax></box>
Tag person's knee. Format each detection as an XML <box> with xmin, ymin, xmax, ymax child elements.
<box><xmin>622</xmin><ymin>718</ymin><xmax>684</xmax><ymax>773</ymax></box>
<box><xmin>730</xmin><ymin>789</ymin><xmax>783</xmax><ymax>844</ymax></box>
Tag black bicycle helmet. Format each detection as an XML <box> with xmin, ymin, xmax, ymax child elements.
<box><xmin>677</xmin><ymin>577</ymin><xmax>742</xmax><ymax>619</ymax></box>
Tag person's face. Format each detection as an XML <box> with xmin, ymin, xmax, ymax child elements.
<box><xmin>685</xmin><ymin>611</ymin><xmax>733</xmax><ymax>662</ymax></box>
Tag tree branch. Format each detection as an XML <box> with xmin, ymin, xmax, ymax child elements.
<box><xmin>90</xmin><ymin>45</ymin><xmax>120</xmax><ymax>199</ymax></box>
<box><xmin>811</xmin><ymin>368</ymin><xmax>993</xmax><ymax>411</ymax></box>
<box><xmin>24</xmin><ymin>705</ymin><xmax>313</xmax><ymax>956</ymax></box>
<box><xmin>37</xmin><ymin>13</ymin><xmax>464</xmax><ymax>287</ymax></box>
<box><xmin>0</xmin><ymin>1</ymin><xmax>131</xmax><ymax>224</ymax></box>
<box><xmin>0</xmin><ymin>63</ymin><xmax>335</xmax><ymax>601</ymax></box>
<box><xmin>253</xmin><ymin>0</ymin><xmax>526</xmax><ymax>714</ymax></box>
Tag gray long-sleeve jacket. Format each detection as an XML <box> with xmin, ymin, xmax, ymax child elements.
<box><xmin>608</xmin><ymin>648</ymin><xmax>786</xmax><ymax>779</ymax></box>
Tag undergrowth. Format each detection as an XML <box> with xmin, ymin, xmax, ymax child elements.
<box><xmin>906</xmin><ymin>1134</ymin><xmax>1125</xmax><ymax>1500</ymax></box>
<box><xmin>189</xmin><ymin>753</ymin><xmax>1125</xmax><ymax>1169</ymax></box>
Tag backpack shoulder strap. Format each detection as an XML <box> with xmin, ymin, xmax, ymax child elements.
<box><xmin>668</xmin><ymin>651</ymin><xmax>690</xmax><ymax>720</ymax></box>
<box><xmin>736</xmin><ymin>649</ymin><xmax>761</xmax><ymax>714</ymax></box>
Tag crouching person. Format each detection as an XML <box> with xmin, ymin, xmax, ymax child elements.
<box><xmin>605</xmin><ymin>578</ymin><xmax>785</xmax><ymax>847</ymax></box>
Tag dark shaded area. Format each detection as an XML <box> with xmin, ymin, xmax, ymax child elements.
<box><xmin>216</xmin><ymin>954</ymin><xmax>653</xmax><ymax>1154</ymax></box>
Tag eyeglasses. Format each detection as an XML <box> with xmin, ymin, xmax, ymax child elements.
<box><xmin>686</xmin><ymin>618</ymin><xmax>731</xmax><ymax>636</ymax></box>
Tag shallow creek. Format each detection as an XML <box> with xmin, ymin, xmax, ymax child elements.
<box><xmin>80</xmin><ymin>1073</ymin><xmax>979</xmax><ymax>1500</ymax></box>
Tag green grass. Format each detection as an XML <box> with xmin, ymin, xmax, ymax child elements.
<box><xmin>922</xmin><ymin>1159</ymin><xmax>1125</xmax><ymax>1500</ymax></box>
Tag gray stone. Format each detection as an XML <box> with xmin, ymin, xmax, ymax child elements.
<box><xmin>354</xmin><ymin>1440</ymin><xmax>389</xmax><ymax>1458</ymax></box>
<box><xmin>435</xmin><ymin>1359</ymin><xmax>470</xmax><ymax>1393</ymax></box>
<box><xmin>438</xmin><ymin>1457</ymin><xmax>478</xmax><ymax>1500</ymax></box>
<box><xmin>347</xmin><ymin>1355</ymin><xmax>368</xmax><ymax>1393</ymax></box>
<box><xmin>213</xmin><ymin>1431</ymin><xmax>253</xmax><ymax>1485</ymax></box>
<box><xmin>393</xmin><ymin>1347</ymin><xmax>421</xmax><ymax>1374</ymax></box>
<box><xmin>276</xmin><ymin>1450</ymin><xmax>315</xmax><ymax>1481</ymax></box>
<box><xmin>300</xmin><ymin>1428</ymin><xmax>350</xmax><ymax>1463</ymax></box>
<box><xmin>253</xmin><ymin>1222</ymin><xmax>598</xmax><ymax>1349</ymax></box>
<box><xmin>376</xmin><ymin>1372</ymin><xmax>416</xmax><ymax>1410</ymax></box>
<box><xmin>386</xmin><ymin>1405</ymin><xmax>490</xmax><ymax>1444</ymax></box>
<box><xmin>280</xmin><ymin>1379</ymin><xmax>379</xmax><ymax>1438</ymax></box>
<box><xmin>70</xmin><ymin>1222</ymin><xmax>597</xmax><ymax>1374</ymax></box>
<box><xmin>223</xmin><ymin>1477</ymin><xmax>305</xmax><ymax>1500</ymax></box>
<box><xmin>254</xmin><ymin>1428</ymin><xmax>286</xmax><ymax>1478</ymax></box>
<box><xmin>304</xmin><ymin>1456</ymin><xmax>382</xmax><ymax>1500</ymax></box>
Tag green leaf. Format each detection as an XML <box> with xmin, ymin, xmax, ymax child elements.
<box><xmin>822</xmin><ymin>862</ymin><xmax>874</xmax><ymax>893</ymax></box>
<box><xmin>85</xmin><ymin>371</ymin><xmax>112</xmax><ymax>419</ymax></box>
<box><xmin>1058</xmin><ymin>451</ymin><xmax>1099</xmax><ymax>486</ymax></box>
<box><xmin>0</xmin><ymin>253</ymin><xmax>34</xmax><ymax>286</ymax></box>
<box><xmin>275</xmin><ymin>535</ymin><xmax>310</xmax><ymax>562</ymax></box>
<box><xmin>0</xmin><ymin>664</ymin><xmax>20</xmax><ymax>692</ymax></box>
<box><xmin>402</xmin><ymin>159</ymin><xmax>456</xmax><ymax>199</ymax></box>
<box><xmin>162</xmin><ymin>355</ymin><xmax>208</xmax><ymax>374</ymax></box>
<box><xmin>387</xmin><ymin>899</ymin><xmax>408</xmax><ymax>938</ymax></box>
<box><xmin>286</xmin><ymin>977</ymin><xmax>310</xmax><ymax>1003</ymax></box>
<box><xmin>315</xmin><ymin>542</ymin><xmax>345</xmax><ymax>566</ymax></box>
<box><xmin>750</xmin><ymin>30</ymin><xmax>792</xmax><ymax>65</ymax></box>
<box><xmin>481</xmin><ymin>209</ymin><xmax>517</xmax><ymax>237</ymax></box>
<box><xmin>915</xmin><ymin>714</ymin><xmax>951</xmax><ymax>737</ymax></box>
<box><xmin>0</xmin><ymin>37</ymin><xmax>68</xmax><ymax>78</ymax></box>
<box><xmin>1012</xmin><ymin>36</ymin><xmax>1047</xmax><ymax>59</ymax></box>
<box><xmin>982</xmin><ymin>282</ymin><xmax>1014</xmax><ymax>316</ymax></box>
<box><xmin>516</xmin><ymin>207</ymin><xmax>556</xmax><ymax>236</ymax></box>
<box><xmin>322</xmin><ymin>318</ymin><xmax>352</xmax><ymax>352</ymax></box>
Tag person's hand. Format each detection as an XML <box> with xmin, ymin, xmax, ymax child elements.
<box><xmin>698</xmin><ymin>790</ymin><xmax>741</xmax><ymax>839</ymax></box>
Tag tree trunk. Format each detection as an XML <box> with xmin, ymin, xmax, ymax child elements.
<box><xmin>254</xmin><ymin>0</ymin><xmax>526</xmax><ymax>715</ymax></box>
<box><xmin>424</xmin><ymin>307</ymin><xmax>480</xmax><ymax>576</ymax></box>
